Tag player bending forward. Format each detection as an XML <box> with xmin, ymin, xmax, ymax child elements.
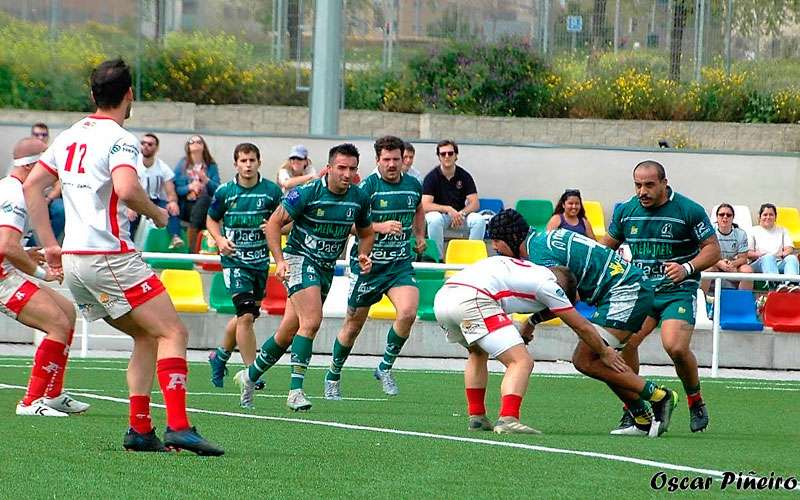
<box><xmin>434</xmin><ymin>255</ymin><xmax>627</xmax><ymax>434</ymax></box>
<box><xmin>6</xmin><ymin>138</ymin><xmax>89</xmax><ymax>417</ymax></box>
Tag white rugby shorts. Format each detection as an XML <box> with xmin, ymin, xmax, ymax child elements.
<box><xmin>0</xmin><ymin>271</ymin><xmax>40</xmax><ymax>320</ymax></box>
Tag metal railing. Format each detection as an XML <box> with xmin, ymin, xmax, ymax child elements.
<box><xmin>73</xmin><ymin>253</ymin><xmax>796</xmax><ymax>378</ymax></box>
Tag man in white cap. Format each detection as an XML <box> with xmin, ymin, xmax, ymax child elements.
<box><xmin>4</xmin><ymin>137</ymin><xmax>89</xmax><ymax>416</ymax></box>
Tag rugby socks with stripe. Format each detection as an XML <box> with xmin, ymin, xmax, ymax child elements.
<box><xmin>289</xmin><ymin>335</ymin><xmax>313</xmax><ymax>390</ymax></box>
<box><xmin>248</xmin><ymin>335</ymin><xmax>288</xmax><ymax>382</ymax></box>
<box><xmin>685</xmin><ymin>384</ymin><xmax>703</xmax><ymax>408</ymax></box>
<box><xmin>499</xmin><ymin>394</ymin><xmax>523</xmax><ymax>419</ymax></box>
<box><xmin>23</xmin><ymin>338</ymin><xmax>66</xmax><ymax>405</ymax></box>
<box><xmin>378</xmin><ymin>327</ymin><xmax>407</xmax><ymax>372</ymax></box>
<box><xmin>45</xmin><ymin>329</ymin><xmax>73</xmax><ymax>398</ymax></box>
<box><xmin>628</xmin><ymin>399</ymin><xmax>654</xmax><ymax>424</ymax></box>
<box><xmin>326</xmin><ymin>338</ymin><xmax>352</xmax><ymax>382</ymax></box>
<box><xmin>465</xmin><ymin>387</ymin><xmax>487</xmax><ymax>416</ymax></box>
<box><xmin>156</xmin><ymin>357</ymin><xmax>190</xmax><ymax>431</ymax></box>
<box><xmin>129</xmin><ymin>395</ymin><xmax>153</xmax><ymax>434</ymax></box>
<box><xmin>639</xmin><ymin>380</ymin><xmax>667</xmax><ymax>402</ymax></box>
<box><xmin>215</xmin><ymin>347</ymin><xmax>232</xmax><ymax>364</ymax></box>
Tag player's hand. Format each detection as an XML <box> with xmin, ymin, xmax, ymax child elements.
<box><xmin>26</xmin><ymin>247</ymin><xmax>45</xmax><ymax>265</ymax></box>
<box><xmin>259</xmin><ymin>219</ymin><xmax>269</xmax><ymax>238</ymax></box>
<box><xmin>519</xmin><ymin>319</ymin><xmax>535</xmax><ymax>345</ymax></box>
<box><xmin>186</xmin><ymin>191</ymin><xmax>197</xmax><ymax>201</ymax></box>
<box><xmin>43</xmin><ymin>267</ymin><xmax>63</xmax><ymax>284</ymax></box>
<box><xmin>317</xmin><ymin>166</ymin><xmax>329</xmax><ymax>178</ymax></box>
<box><xmin>375</xmin><ymin>221</ymin><xmax>403</xmax><ymax>235</ymax></box>
<box><xmin>217</xmin><ymin>238</ymin><xmax>236</xmax><ymax>256</ymax></box>
<box><xmin>664</xmin><ymin>261</ymin><xmax>687</xmax><ymax>283</ymax></box>
<box><xmin>599</xmin><ymin>346</ymin><xmax>628</xmax><ymax>373</ymax></box>
<box><xmin>127</xmin><ymin>208</ymin><xmax>138</xmax><ymax>222</ymax></box>
<box><xmin>448</xmin><ymin>208</ymin><xmax>464</xmax><ymax>228</ymax></box>
<box><xmin>358</xmin><ymin>253</ymin><xmax>372</xmax><ymax>274</ymax></box>
<box><xmin>166</xmin><ymin>201</ymin><xmax>180</xmax><ymax>216</ymax></box>
<box><xmin>414</xmin><ymin>237</ymin><xmax>427</xmax><ymax>255</ymax></box>
<box><xmin>43</xmin><ymin>245</ymin><xmax>62</xmax><ymax>276</ymax></box>
<box><xmin>151</xmin><ymin>207</ymin><xmax>168</xmax><ymax>228</ymax></box>
<box><xmin>275</xmin><ymin>261</ymin><xmax>289</xmax><ymax>282</ymax></box>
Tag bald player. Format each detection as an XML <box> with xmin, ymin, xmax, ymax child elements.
<box><xmin>4</xmin><ymin>138</ymin><xmax>89</xmax><ymax>416</ymax></box>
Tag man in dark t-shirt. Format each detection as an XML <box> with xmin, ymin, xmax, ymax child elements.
<box><xmin>421</xmin><ymin>139</ymin><xmax>486</xmax><ymax>256</ymax></box>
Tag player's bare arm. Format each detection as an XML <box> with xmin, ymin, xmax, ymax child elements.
<box><xmin>0</xmin><ymin>228</ymin><xmax>58</xmax><ymax>282</ymax></box>
<box><xmin>355</xmin><ymin>224</ymin><xmax>375</xmax><ymax>274</ymax></box>
<box><xmin>267</xmin><ymin>205</ymin><xmax>293</xmax><ymax>280</ymax></box>
<box><xmin>111</xmin><ymin>167</ymin><xmax>167</xmax><ymax>228</ymax></box>
<box><xmin>22</xmin><ymin>164</ymin><xmax>60</xmax><ymax>271</ymax></box>
<box><xmin>665</xmin><ymin>234</ymin><xmax>721</xmax><ymax>284</ymax></box>
<box><xmin>413</xmin><ymin>202</ymin><xmax>427</xmax><ymax>254</ymax></box>
<box><xmin>601</xmin><ymin>234</ymin><xmax>622</xmax><ymax>250</ymax></box>
<box><xmin>556</xmin><ymin>308</ymin><xmax>628</xmax><ymax>373</ymax></box>
<box><xmin>206</xmin><ymin>216</ymin><xmax>234</xmax><ymax>256</ymax></box>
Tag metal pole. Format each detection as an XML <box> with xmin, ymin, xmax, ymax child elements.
<box><xmin>725</xmin><ymin>0</ymin><xmax>733</xmax><ymax>74</ymax></box>
<box><xmin>80</xmin><ymin>318</ymin><xmax>89</xmax><ymax>358</ymax></box>
<box><xmin>711</xmin><ymin>278</ymin><xmax>722</xmax><ymax>377</ymax></box>
<box><xmin>613</xmin><ymin>0</ymin><xmax>620</xmax><ymax>54</ymax></box>
<box><xmin>665</xmin><ymin>0</ymin><xmax>672</xmax><ymax>50</ymax></box>
<box><xmin>135</xmin><ymin>0</ymin><xmax>142</xmax><ymax>101</ymax></box>
<box><xmin>543</xmin><ymin>0</ymin><xmax>549</xmax><ymax>56</ymax></box>
<box><xmin>49</xmin><ymin>0</ymin><xmax>60</xmax><ymax>39</ymax></box>
<box><xmin>309</xmin><ymin>0</ymin><xmax>343</xmax><ymax>136</ymax></box>
<box><xmin>695</xmin><ymin>0</ymin><xmax>705</xmax><ymax>81</ymax></box>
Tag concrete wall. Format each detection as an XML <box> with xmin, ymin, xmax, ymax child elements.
<box><xmin>3</xmin><ymin>103</ymin><xmax>799</xmax><ymax>221</ymax></box>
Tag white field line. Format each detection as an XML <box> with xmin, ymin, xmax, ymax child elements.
<box><xmin>1</xmin><ymin>382</ymin><xmax>796</xmax><ymax>491</ymax></box>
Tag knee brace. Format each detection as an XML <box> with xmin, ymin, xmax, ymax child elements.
<box><xmin>232</xmin><ymin>292</ymin><xmax>261</xmax><ymax>319</ymax></box>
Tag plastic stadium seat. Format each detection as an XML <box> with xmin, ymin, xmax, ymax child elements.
<box><xmin>694</xmin><ymin>290</ymin><xmax>713</xmax><ymax>330</ymax></box>
<box><xmin>777</xmin><ymin>206</ymin><xmax>800</xmax><ymax>247</ymax></box>
<box><xmin>514</xmin><ymin>199</ymin><xmax>553</xmax><ymax>232</ymax></box>
<box><xmin>711</xmin><ymin>204</ymin><xmax>753</xmax><ymax>234</ymax></box>
<box><xmin>763</xmin><ymin>292</ymin><xmax>800</xmax><ymax>333</ymax></box>
<box><xmin>417</xmin><ymin>278</ymin><xmax>444</xmax><ymax>321</ymax></box>
<box><xmin>719</xmin><ymin>289</ymin><xmax>762</xmax><ymax>331</ymax></box>
<box><xmin>368</xmin><ymin>294</ymin><xmax>397</xmax><ymax>320</ymax></box>
<box><xmin>444</xmin><ymin>239</ymin><xmax>488</xmax><ymax>277</ymax></box>
<box><xmin>261</xmin><ymin>275</ymin><xmax>287</xmax><ymax>315</ymax></box>
<box><xmin>582</xmin><ymin>200</ymin><xmax>606</xmax><ymax>238</ymax></box>
<box><xmin>322</xmin><ymin>276</ymin><xmax>350</xmax><ymax>318</ymax></box>
<box><xmin>410</xmin><ymin>236</ymin><xmax>444</xmax><ymax>280</ymax></box>
<box><xmin>575</xmin><ymin>301</ymin><xmax>596</xmax><ymax>320</ymax></box>
<box><xmin>143</xmin><ymin>227</ymin><xmax>194</xmax><ymax>270</ymax></box>
<box><xmin>198</xmin><ymin>230</ymin><xmax>222</xmax><ymax>272</ymax></box>
<box><xmin>511</xmin><ymin>313</ymin><xmax>561</xmax><ymax>326</ymax></box>
<box><xmin>209</xmin><ymin>272</ymin><xmax>235</xmax><ymax>314</ymax></box>
<box><xmin>479</xmin><ymin>198</ymin><xmax>504</xmax><ymax>214</ymax></box>
<box><xmin>160</xmin><ymin>269</ymin><xmax>208</xmax><ymax>313</ymax></box>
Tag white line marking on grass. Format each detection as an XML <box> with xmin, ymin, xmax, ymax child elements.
<box><xmin>186</xmin><ymin>391</ymin><xmax>388</xmax><ymax>402</ymax></box>
<box><xmin>0</xmin><ymin>364</ymin><xmax>126</xmax><ymax>372</ymax></box>
<box><xmin>725</xmin><ymin>385</ymin><xmax>800</xmax><ymax>392</ymax></box>
<box><xmin>2</xmin><ymin>382</ymin><xmax>796</xmax><ymax>491</ymax></box>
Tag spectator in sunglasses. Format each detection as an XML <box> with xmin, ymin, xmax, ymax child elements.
<box><xmin>700</xmin><ymin>203</ymin><xmax>753</xmax><ymax>297</ymax></box>
<box><xmin>172</xmin><ymin>135</ymin><xmax>220</xmax><ymax>250</ymax></box>
<box><xmin>546</xmin><ymin>189</ymin><xmax>595</xmax><ymax>240</ymax></box>
<box><xmin>27</xmin><ymin>122</ymin><xmax>65</xmax><ymax>244</ymax></box>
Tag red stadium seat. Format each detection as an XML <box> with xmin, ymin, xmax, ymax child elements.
<box><xmin>261</xmin><ymin>275</ymin><xmax>287</xmax><ymax>315</ymax></box>
<box><xmin>763</xmin><ymin>292</ymin><xmax>800</xmax><ymax>333</ymax></box>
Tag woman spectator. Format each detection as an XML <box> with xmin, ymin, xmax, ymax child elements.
<box><xmin>277</xmin><ymin>144</ymin><xmax>317</xmax><ymax>193</ymax></box>
<box><xmin>748</xmin><ymin>203</ymin><xmax>800</xmax><ymax>290</ymax></box>
<box><xmin>173</xmin><ymin>135</ymin><xmax>220</xmax><ymax>250</ymax></box>
<box><xmin>546</xmin><ymin>188</ymin><xmax>595</xmax><ymax>239</ymax></box>
<box><xmin>701</xmin><ymin>204</ymin><xmax>754</xmax><ymax>297</ymax></box>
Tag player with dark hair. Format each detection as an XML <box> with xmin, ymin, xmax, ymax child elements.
<box><xmin>323</xmin><ymin>135</ymin><xmax>426</xmax><ymax>399</ymax></box>
<box><xmin>488</xmin><ymin>209</ymin><xmax>680</xmax><ymax>437</ymax></box>
<box><xmin>206</xmin><ymin>143</ymin><xmax>282</xmax><ymax>399</ymax></box>
<box><xmin>24</xmin><ymin>58</ymin><xmax>223</xmax><ymax>455</ymax></box>
<box><xmin>235</xmin><ymin>143</ymin><xmax>374</xmax><ymax>411</ymax></box>
<box><xmin>602</xmin><ymin>160</ymin><xmax>720</xmax><ymax>434</ymax></box>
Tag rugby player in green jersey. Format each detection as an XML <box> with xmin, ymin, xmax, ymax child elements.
<box><xmin>603</xmin><ymin>160</ymin><xmax>720</xmax><ymax>434</ymax></box>
<box><xmin>235</xmin><ymin>143</ymin><xmax>374</xmax><ymax>411</ymax></box>
<box><xmin>488</xmin><ymin>210</ymin><xmax>680</xmax><ymax>437</ymax></box>
<box><xmin>205</xmin><ymin>143</ymin><xmax>282</xmax><ymax>396</ymax></box>
<box><xmin>323</xmin><ymin>136</ymin><xmax>426</xmax><ymax>399</ymax></box>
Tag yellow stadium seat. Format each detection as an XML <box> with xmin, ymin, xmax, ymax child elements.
<box><xmin>368</xmin><ymin>294</ymin><xmax>397</xmax><ymax>320</ymax></box>
<box><xmin>511</xmin><ymin>313</ymin><xmax>562</xmax><ymax>326</ymax></box>
<box><xmin>160</xmin><ymin>269</ymin><xmax>208</xmax><ymax>313</ymax></box>
<box><xmin>444</xmin><ymin>239</ymin><xmax>488</xmax><ymax>277</ymax></box>
<box><xmin>583</xmin><ymin>200</ymin><xmax>606</xmax><ymax>238</ymax></box>
<box><xmin>777</xmin><ymin>207</ymin><xmax>800</xmax><ymax>247</ymax></box>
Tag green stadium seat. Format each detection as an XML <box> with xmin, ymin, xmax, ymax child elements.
<box><xmin>142</xmin><ymin>227</ymin><xmax>194</xmax><ymax>270</ymax></box>
<box><xmin>411</xmin><ymin>236</ymin><xmax>444</xmax><ymax>280</ymax></box>
<box><xmin>515</xmin><ymin>199</ymin><xmax>554</xmax><ymax>233</ymax></box>
<box><xmin>417</xmin><ymin>278</ymin><xmax>444</xmax><ymax>321</ymax></box>
<box><xmin>209</xmin><ymin>272</ymin><xmax>235</xmax><ymax>314</ymax></box>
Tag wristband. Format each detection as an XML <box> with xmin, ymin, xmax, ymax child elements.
<box><xmin>682</xmin><ymin>262</ymin><xmax>695</xmax><ymax>276</ymax></box>
<box><xmin>33</xmin><ymin>266</ymin><xmax>47</xmax><ymax>280</ymax></box>
<box><xmin>527</xmin><ymin>312</ymin><xmax>546</xmax><ymax>325</ymax></box>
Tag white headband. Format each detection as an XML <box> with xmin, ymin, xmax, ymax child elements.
<box><xmin>12</xmin><ymin>154</ymin><xmax>40</xmax><ymax>167</ymax></box>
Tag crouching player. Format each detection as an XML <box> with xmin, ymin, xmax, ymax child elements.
<box><xmin>488</xmin><ymin>209</ymin><xmax>679</xmax><ymax>437</ymax></box>
<box><xmin>6</xmin><ymin>137</ymin><xmax>89</xmax><ymax>417</ymax></box>
<box><xmin>434</xmin><ymin>254</ymin><xmax>627</xmax><ymax>434</ymax></box>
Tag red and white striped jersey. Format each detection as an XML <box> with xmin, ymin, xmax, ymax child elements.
<box><xmin>0</xmin><ymin>175</ymin><xmax>30</xmax><ymax>277</ymax></box>
<box><xmin>445</xmin><ymin>256</ymin><xmax>574</xmax><ymax>314</ymax></box>
<box><xmin>38</xmin><ymin>115</ymin><xmax>139</xmax><ymax>254</ymax></box>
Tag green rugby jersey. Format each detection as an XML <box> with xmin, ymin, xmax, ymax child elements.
<box><xmin>349</xmin><ymin>171</ymin><xmax>422</xmax><ymax>267</ymax></box>
<box><xmin>607</xmin><ymin>188</ymin><xmax>715</xmax><ymax>292</ymax></box>
<box><xmin>527</xmin><ymin>228</ymin><xmax>637</xmax><ymax>305</ymax></box>
<box><xmin>282</xmin><ymin>176</ymin><xmax>371</xmax><ymax>270</ymax></box>
<box><xmin>207</xmin><ymin>175</ymin><xmax>283</xmax><ymax>270</ymax></box>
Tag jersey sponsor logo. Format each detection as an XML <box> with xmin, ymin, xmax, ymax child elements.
<box><xmin>460</xmin><ymin>320</ymin><xmax>478</xmax><ymax>334</ymax></box>
<box><xmin>379</xmin><ymin>199</ymin><xmax>388</xmax><ymax>208</ymax></box>
<box><xmin>694</xmin><ymin>221</ymin><xmax>708</xmax><ymax>239</ymax></box>
<box><xmin>455</xmin><ymin>180</ymin><xmax>463</xmax><ymax>189</ymax></box>
<box><xmin>285</xmin><ymin>189</ymin><xmax>301</xmax><ymax>205</ymax></box>
<box><xmin>347</xmin><ymin>208</ymin><xmax>354</xmax><ymax>218</ymax></box>
<box><xmin>407</xmin><ymin>196</ymin><xmax>414</xmax><ymax>207</ymax></box>
<box><xmin>631</xmin><ymin>225</ymin><xmax>639</xmax><ymax>235</ymax></box>
<box><xmin>661</xmin><ymin>223</ymin><xmax>674</xmax><ymax>238</ymax></box>
<box><xmin>1</xmin><ymin>202</ymin><xmax>13</xmax><ymax>213</ymax></box>
<box><xmin>42</xmin><ymin>361</ymin><xmax>60</xmax><ymax>374</ymax></box>
<box><xmin>166</xmin><ymin>373</ymin><xmax>187</xmax><ymax>390</ymax></box>
<box><xmin>609</xmin><ymin>261</ymin><xmax>625</xmax><ymax>277</ymax></box>
<box><xmin>316</xmin><ymin>208</ymin><xmax>325</xmax><ymax>217</ymax></box>
<box><xmin>678</xmin><ymin>306</ymin><xmax>687</xmax><ymax>314</ymax></box>
<box><xmin>141</xmin><ymin>281</ymin><xmax>153</xmax><ymax>294</ymax></box>
<box><xmin>257</xmin><ymin>199</ymin><xmax>264</xmax><ymax>208</ymax></box>
<box><xmin>13</xmin><ymin>291</ymin><xmax>25</xmax><ymax>301</ymax></box>
<box><xmin>304</xmin><ymin>234</ymin><xmax>317</xmax><ymax>249</ymax></box>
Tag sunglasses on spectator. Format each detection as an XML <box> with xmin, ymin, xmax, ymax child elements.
<box><xmin>33</xmin><ymin>132</ymin><xmax>48</xmax><ymax>138</ymax></box>
<box><xmin>140</xmin><ymin>140</ymin><xmax>156</xmax><ymax>147</ymax></box>
<box><xmin>188</xmin><ymin>138</ymin><xmax>203</xmax><ymax>145</ymax></box>
<box><xmin>717</xmin><ymin>212</ymin><xmax>734</xmax><ymax>218</ymax></box>
<box><xmin>438</xmin><ymin>151</ymin><xmax>456</xmax><ymax>157</ymax></box>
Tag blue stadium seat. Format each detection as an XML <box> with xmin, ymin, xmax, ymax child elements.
<box><xmin>719</xmin><ymin>290</ymin><xmax>763</xmax><ymax>331</ymax></box>
<box><xmin>575</xmin><ymin>301</ymin><xmax>596</xmax><ymax>319</ymax></box>
<box><xmin>479</xmin><ymin>198</ymin><xmax>504</xmax><ymax>214</ymax></box>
